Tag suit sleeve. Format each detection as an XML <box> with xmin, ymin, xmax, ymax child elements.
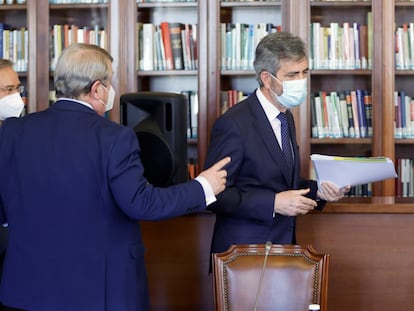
<box><xmin>205</xmin><ymin>116</ymin><xmax>275</xmax><ymax>222</ymax></box>
<box><xmin>299</xmin><ymin>177</ymin><xmax>326</xmax><ymax>210</ymax></box>
<box><xmin>108</xmin><ymin>127</ymin><xmax>207</xmax><ymax>220</ymax></box>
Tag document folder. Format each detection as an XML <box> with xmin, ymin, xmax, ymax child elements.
<box><xmin>311</xmin><ymin>154</ymin><xmax>398</xmax><ymax>188</ymax></box>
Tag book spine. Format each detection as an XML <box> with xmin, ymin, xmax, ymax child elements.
<box><xmin>310</xmin><ymin>93</ymin><xmax>318</xmax><ymax>138</ymax></box>
<box><xmin>344</xmin><ymin>90</ymin><xmax>355</xmax><ymax>138</ymax></box>
<box><xmin>364</xmin><ymin>90</ymin><xmax>373</xmax><ymax>137</ymax></box>
<box><xmin>160</xmin><ymin>22</ymin><xmax>174</xmax><ymax>70</ymax></box>
<box><xmin>338</xmin><ymin>91</ymin><xmax>349</xmax><ymax>137</ymax></box>
<box><xmin>394</xmin><ymin>91</ymin><xmax>403</xmax><ymax>139</ymax></box>
<box><xmin>350</xmin><ymin>90</ymin><xmax>361</xmax><ymax>138</ymax></box>
<box><xmin>356</xmin><ymin>89</ymin><xmax>368</xmax><ymax>138</ymax></box>
<box><xmin>313</xmin><ymin>93</ymin><xmax>325</xmax><ymax>138</ymax></box>
<box><xmin>140</xmin><ymin>23</ymin><xmax>155</xmax><ymax>71</ymax></box>
<box><xmin>169</xmin><ymin>22</ymin><xmax>184</xmax><ymax>70</ymax></box>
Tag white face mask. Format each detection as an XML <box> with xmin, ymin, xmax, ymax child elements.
<box><xmin>0</xmin><ymin>92</ymin><xmax>25</xmax><ymax>120</ymax></box>
<box><xmin>101</xmin><ymin>85</ymin><xmax>115</xmax><ymax>112</ymax></box>
<box><xmin>269</xmin><ymin>74</ymin><xmax>307</xmax><ymax>109</ymax></box>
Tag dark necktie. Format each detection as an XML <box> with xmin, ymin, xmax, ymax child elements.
<box><xmin>277</xmin><ymin>112</ymin><xmax>293</xmax><ymax>169</ymax></box>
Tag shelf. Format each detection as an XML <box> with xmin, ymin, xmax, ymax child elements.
<box><xmin>323</xmin><ymin>196</ymin><xmax>414</xmax><ymax>213</ymax></box>
<box><xmin>137</xmin><ymin>2</ymin><xmax>197</xmax><ymax>8</ymax></box>
<box><xmin>311</xmin><ymin>69</ymin><xmax>371</xmax><ymax>75</ymax></box>
<box><xmin>49</xmin><ymin>3</ymin><xmax>108</xmax><ymax>9</ymax></box>
<box><xmin>310</xmin><ymin>0</ymin><xmax>371</xmax><ymax>7</ymax></box>
<box><xmin>221</xmin><ymin>1</ymin><xmax>281</xmax><ymax>8</ymax></box>
<box><xmin>137</xmin><ymin>70</ymin><xmax>198</xmax><ymax>76</ymax></box>
<box><xmin>220</xmin><ymin>70</ymin><xmax>255</xmax><ymax>76</ymax></box>
<box><xmin>0</xmin><ymin>4</ymin><xmax>26</xmax><ymax>10</ymax></box>
<box><xmin>311</xmin><ymin>138</ymin><xmax>371</xmax><ymax>144</ymax></box>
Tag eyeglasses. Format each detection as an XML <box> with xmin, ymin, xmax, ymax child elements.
<box><xmin>0</xmin><ymin>85</ymin><xmax>24</xmax><ymax>94</ymax></box>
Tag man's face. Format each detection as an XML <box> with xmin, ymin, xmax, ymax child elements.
<box><xmin>275</xmin><ymin>58</ymin><xmax>309</xmax><ymax>83</ymax></box>
<box><xmin>0</xmin><ymin>66</ymin><xmax>21</xmax><ymax>99</ymax></box>
<box><xmin>264</xmin><ymin>57</ymin><xmax>309</xmax><ymax>111</ymax></box>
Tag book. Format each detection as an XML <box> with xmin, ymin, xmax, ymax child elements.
<box><xmin>394</xmin><ymin>91</ymin><xmax>403</xmax><ymax>139</ymax></box>
<box><xmin>367</xmin><ymin>11</ymin><xmax>373</xmax><ymax>68</ymax></box>
<box><xmin>310</xmin><ymin>93</ymin><xmax>318</xmax><ymax>138</ymax></box>
<box><xmin>154</xmin><ymin>25</ymin><xmax>165</xmax><ymax>70</ymax></box>
<box><xmin>338</xmin><ymin>91</ymin><xmax>349</xmax><ymax>137</ymax></box>
<box><xmin>313</xmin><ymin>93</ymin><xmax>325</xmax><ymax>138</ymax></box>
<box><xmin>190</xmin><ymin>23</ymin><xmax>197</xmax><ymax>69</ymax></box>
<box><xmin>364</xmin><ymin>90</ymin><xmax>373</xmax><ymax>137</ymax></box>
<box><xmin>311</xmin><ymin>154</ymin><xmax>397</xmax><ymax>188</ymax></box>
<box><xmin>329</xmin><ymin>22</ymin><xmax>338</xmax><ymax>69</ymax></box>
<box><xmin>169</xmin><ymin>22</ymin><xmax>184</xmax><ymax>70</ymax></box>
<box><xmin>344</xmin><ymin>90</ymin><xmax>355</xmax><ymax>138</ymax></box>
<box><xmin>329</xmin><ymin>91</ymin><xmax>343</xmax><ymax>138</ymax></box>
<box><xmin>139</xmin><ymin>23</ymin><xmax>155</xmax><ymax>71</ymax></box>
<box><xmin>359</xmin><ymin>24</ymin><xmax>368</xmax><ymax>69</ymax></box>
<box><xmin>350</xmin><ymin>90</ymin><xmax>361</xmax><ymax>138</ymax></box>
<box><xmin>353</xmin><ymin>22</ymin><xmax>360</xmax><ymax>69</ymax></box>
<box><xmin>355</xmin><ymin>89</ymin><xmax>368</xmax><ymax>138</ymax></box>
<box><xmin>0</xmin><ymin>23</ymin><xmax>11</xmax><ymax>58</ymax></box>
<box><xmin>319</xmin><ymin>91</ymin><xmax>329</xmax><ymax>136</ymax></box>
<box><xmin>160</xmin><ymin>22</ymin><xmax>174</xmax><ymax>70</ymax></box>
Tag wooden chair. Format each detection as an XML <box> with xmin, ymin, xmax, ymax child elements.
<box><xmin>212</xmin><ymin>244</ymin><xmax>329</xmax><ymax>311</ymax></box>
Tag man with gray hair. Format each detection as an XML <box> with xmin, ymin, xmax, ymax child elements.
<box><xmin>0</xmin><ymin>43</ymin><xmax>230</xmax><ymax>311</ymax></box>
<box><xmin>205</xmin><ymin>32</ymin><xmax>349</xmax><ymax>262</ymax></box>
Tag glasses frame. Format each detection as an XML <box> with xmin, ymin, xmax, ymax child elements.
<box><xmin>0</xmin><ymin>85</ymin><xmax>24</xmax><ymax>94</ymax></box>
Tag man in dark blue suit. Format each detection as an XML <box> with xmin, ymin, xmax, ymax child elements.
<box><xmin>205</xmin><ymin>32</ymin><xmax>349</xmax><ymax>259</ymax></box>
<box><xmin>0</xmin><ymin>59</ymin><xmax>26</xmax><ymax>311</ymax></box>
<box><xmin>0</xmin><ymin>43</ymin><xmax>230</xmax><ymax>311</ymax></box>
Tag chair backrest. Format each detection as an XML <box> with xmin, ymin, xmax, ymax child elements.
<box><xmin>212</xmin><ymin>244</ymin><xmax>329</xmax><ymax>311</ymax></box>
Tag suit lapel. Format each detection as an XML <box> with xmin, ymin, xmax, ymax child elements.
<box><xmin>248</xmin><ymin>95</ymin><xmax>293</xmax><ymax>185</ymax></box>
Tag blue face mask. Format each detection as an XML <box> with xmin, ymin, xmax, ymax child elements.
<box><xmin>269</xmin><ymin>73</ymin><xmax>307</xmax><ymax>109</ymax></box>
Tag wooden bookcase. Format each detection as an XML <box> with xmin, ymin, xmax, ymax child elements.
<box><xmin>288</xmin><ymin>0</ymin><xmax>403</xmax><ymax>198</ymax></box>
<box><xmin>206</xmin><ymin>0</ymin><xmax>284</xmax><ymax>168</ymax></box>
<box><xmin>126</xmin><ymin>1</ymin><xmax>207</xmax><ymax>169</ymax></box>
<box><xmin>1</xmin><ymin>0</ymin><xmax>125</xmax><ymax>125</ymax></box>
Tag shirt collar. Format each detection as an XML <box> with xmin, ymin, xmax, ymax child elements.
<box><xmin>256</xmin><ymin>88</ymin><xmax>282</xmax><ymax>122</ymax></box>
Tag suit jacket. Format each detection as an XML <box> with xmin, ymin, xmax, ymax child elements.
<box><xmin>205</xmin><ymin>91</ymin><xmax>324</xmax><ymax>256</ymax></box>
<box><xmin>0</xmin><ymin>100</ymin><xmax>206</xmax><ymax>311</ymax></box>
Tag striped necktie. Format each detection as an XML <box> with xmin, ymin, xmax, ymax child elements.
<box><xmin>277</xmin><ymin>112</ymin><xmax>293</xmax><ymax>169</ymax></box>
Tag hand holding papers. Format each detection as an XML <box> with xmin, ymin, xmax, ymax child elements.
<box><xmin>311</xmin><ymin>154</ymin><xmax>398</xmax><ymax>188</ymax></box>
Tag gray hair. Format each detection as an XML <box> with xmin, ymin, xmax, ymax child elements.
<box><xmin>0</xmin><ymin>58</ymin><xmax>14</xmax><ymax>70</ymax></box>
<box><xmin>253</xmin><ymin>32</ymin><xmax>307</xmax><ymax>87</ymax></box>
<box><xmin>54</xmin><ymin>43</ymin><xmax>113</xmax><ymax>99</ymax></box>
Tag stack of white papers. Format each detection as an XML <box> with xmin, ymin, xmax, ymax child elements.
<box><xmin>311</xmin><ymin>154</ymin><xmax>398</xmax><ymax>188</ymax></box>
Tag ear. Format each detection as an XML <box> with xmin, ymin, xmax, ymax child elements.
<box><xmin>261</xmin><ymin>71</ymin><xmax>272</xmax><ymax>88</ymax></box>
<box><xmin>89</xmin><ymin>80</ymin><xmax>103</xmax><ymax>99</ymax></box>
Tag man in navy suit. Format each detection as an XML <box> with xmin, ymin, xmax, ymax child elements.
<box><xmin>205</xmin><ymin>32</ymin><xmax>349</xmax><ymax>259</ymax></box>
<box><xmin>0</xmin><ymin>43</ymin><xmax>230</xmax><ymax>311</ymax></box>
<box><xmin>0</xmin><ymin>59</ymin><xmax>26</xmax><ymax>311</ymax></box>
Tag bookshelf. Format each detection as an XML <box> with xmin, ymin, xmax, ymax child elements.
<box><xmin>126</xmin><ymin>1</ymin><xmax>206</xmax><ymax>172</ymax></box>
<box><xmin>0</xmin><ymin>0</ymin><xmax>123</xmax><ymax>124</ymax></box>
<box><xmin>206</xmin><ymin>0</ymin><xmax>284</xmax><ymax>168</ymax></box>
<box><xmin>287</xmin><ymin>0</ymin><xmax>397</xmax><ymax>197</ymax></box>
<box><xmin>394</xmin><ymin>1</ymin><xmax>414</xmax><ymax>197</ymax></box>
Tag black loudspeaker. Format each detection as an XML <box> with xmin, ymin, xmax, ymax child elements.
<box><xmin>120</xmin><ymin>92</ymin><xmax>188</xmax><ymax>187</ymax></box>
